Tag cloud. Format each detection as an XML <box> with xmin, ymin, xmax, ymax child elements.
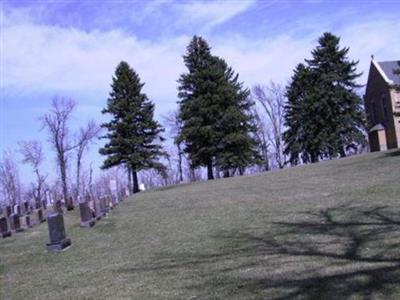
<box><xmin>178</xmin><ymin>0</ymin><xmax>255</xmax><ymax>30</ymax></box>
<box><xmin>2</xmin><ymin>4</ymin><xmax>399</xmax><ymax>117</ymax></box>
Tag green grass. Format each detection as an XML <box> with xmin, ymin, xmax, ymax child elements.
<box><xmin>1</xmin><ymin>150</ymin><xmax>400</xmax><ymax>299</ymax></box>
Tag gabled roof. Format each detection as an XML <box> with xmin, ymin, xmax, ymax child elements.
<box><xmin>375</xmin><ymin>60</ymin><xmax>400</xmax><ymax>85</ymax></box>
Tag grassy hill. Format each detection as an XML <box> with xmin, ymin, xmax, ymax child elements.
<box><xmin>1</xmin><ymin>150</ymin><xmax>400</xmax><ymax>299</ymax></box>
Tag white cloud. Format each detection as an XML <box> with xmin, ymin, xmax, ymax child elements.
<box><xmin>178</xmin><ymin>0</ymin><xmax>255</xmax><ymax>30</ymax></box>
<box><xmin>2</xmin><ymin>7</ymin><xmax>399</xmax><ymax>118</ymax></box>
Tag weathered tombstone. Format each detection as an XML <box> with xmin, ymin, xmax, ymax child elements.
<box><xmin>0</xmin><ymin>217</ymin><xmax>12</xmax><ymax>238</ymax></box>
<box><xmin>14</xmin><ymin>204</ymin><xmax>21</xmax><ymax>216</ymax></box>
<box><xmin>11</xmin><ymin>214</ymin><xmax>24</xmax><ymax>232</ymax></box>
<box><xmin>100</xmin><ymin>196</ymin><xmax>108</xmax><ymax>215</ymax></box>
<box><xmin>66</xmin><ymin>196</ymin><xmax>74</xmax><ymax>211</ymax></box>
<box><xmin>35</xmin><ymin>197</ymin><xmax>41</xmax><ymax>209</ymax></box>
<box><xmin>46</xmin><ymin>212</ymin><xmax>71</xmax><ymax>251</ymax></box>
<box><xmin>25</xmin><ymin>215</ymin><xmax>32</xmax><ymax>228</ymax></box>
<box><xmin>23</xmin><ymin>201</ymin><xmax>30</xmax><ymax>214</ymax></box>
<box><xmin>79</xmin><ymin>202</ymin><xmax>95</xmax><ymax>227</ymax></box>
<box><xmin>5</xmin><ymin>205</ymin><xmax>12</xmax><ymax>218</ymax></box>
<box><xmin>54</xmin><ymin>200</ymin><xmax>63</xmax><ymax>214</ymax></box>
<box><xmin>93</xmin><ymin>198</ymin><xmax>102</xmax><ymax>220</ymax></box>
<box><xmin>37</xmin><ymin>209</ymin><xmax>46</xmax><ymax>223</ymax></box>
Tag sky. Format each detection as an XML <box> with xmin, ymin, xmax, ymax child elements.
<box><xmin>1</xmin><ymin>0</ymin><xmax>400</xmax><ymax>183</ymax></box>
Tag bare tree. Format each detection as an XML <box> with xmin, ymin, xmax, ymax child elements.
<box><xmin>42</xmin><ymin>97</ymin><xmax>77</xmax><ymax>208</ymax></box>
<box><xmin>252</xmin><ymin>82</ymin><xmax>286</xmax><ymax>169</ymax></box>
<box><xmin>251</xmin><ymin>107</ymin><xmax>270</xmax><ymax>172</ymax></box>
<box><xmin>19</xmin><ymin>140</ymin><xmax>47</xmax><ymax>208</ymax></box>
<box><xmin>74</xmin><ymin>121</ymin><xmax>101</xmax><ymax>199</ymax></box>
<box><xmin>0</xmin><ymin>150</ymin><xmax>21</xmax><ymax>206</ymax></box>
<box><xmin>162</xmin><ymin>110</ymin><xmax>184</xmax><ymax>183</ymax></box>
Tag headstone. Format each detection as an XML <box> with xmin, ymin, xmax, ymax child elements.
<box><xmin>66</xmin><ymin>196</ymin><xmax>74</xmax><ymax>211</ymax></box>
<box><xmin>104</xmin><ymin>196</ymin><xmax>110</xmax><ymax>213</ymax></box>
<box><xmin>79</xmin><ymin>202</ymin><xmax>95</xmax><ymax>227</ymax></box>
<box><xmin>93</xmin><ymin>198</ymin><xmax>102</xmax><ymax>220</ymax></box>
<box><xmin>139</xmin><ymin>183</ymin><xmax>146</xmax><ymax>191</ymax></box>
<box><xmin>25</xmin><ymin>215</ymin><xmax>32</xmax><ymax>228</ymax></box>
<box><xmin>37</xmin><ymin>209</ymin><xmax>46</xmax><ymax>223</ymax></box>
<box><xmin>35</xmin><ymin>197</ymin><xmax>41</xmax><ymax>209</ymax></box>
<box><xmin>23</xmin><ymin>201</ymin><xmax>30</xmax><ymax>214</ymax></box>
<box><xmin>46</xmin><ymin>212</ymin><xmax>71</xmax><ymax>252</ymax></box>
<box><xmin>11</xmin><ymin>214</ymin><xmax>24</xmax><ymax>232</ymax></box>
<box><xmin>14</xmin><ymin>204</ymin><xmax>21</xmax><ymax>216</ymax></box>
<box><xmin>5</xmin><ymin>206</ymin><xmax>12</xmax><ymax>218</ymax></box>
<box><xmin>0</xmin><ymin>217</ymin><xmax>12</xmax><ymax>238</ymax></box>
<box><xmin>54</xmin><ymin>200</ymin><xmax>63</xmax><ymax>214</ymax></box>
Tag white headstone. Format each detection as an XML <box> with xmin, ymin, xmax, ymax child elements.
<box><xmin>109</xmin><ymin>179</ymin><xmax>117</xmax><ymax>192</ymax></box>
<box><xmin>139</xmin><ymin>184</ymin><xmax>146</xmax><ymax>191</ymax></box>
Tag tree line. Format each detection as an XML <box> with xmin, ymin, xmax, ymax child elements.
<box><xmin>1</xmin><ymin>31</ymin><xmax>379</xmax><ymax>205</ymax></box>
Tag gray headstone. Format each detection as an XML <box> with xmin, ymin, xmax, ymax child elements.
<box><xmin>23</xmin><ymin>202</ymin><xmax>30</xmax><ymax>214</ymax></box>
<box><xmin>46</xmin><ymin>212</ymin><xmax>71</xmax><ymax>251</ymax></box>
<box><xmin>25</xmin><ymin>215</ymin><xmax>32</xmax><ymax>228</ymax></box>
<box><xmin>79</xmin><ymin>202</ymin><xmax>95</xmax><ymax>227</ymax></box>
<box><xmin>66</xmin><ymin>196</ymin><xmax>74</xmax><ymax>211</ymax></box>
<box><xmin>37</xmin><ymin>209</ymin><xmax>46</xmax><ymax>223</ymax></box>
<box><xmin>11</xmin><ymin>214</ymin><xmax>24</xmax><ymax>232</ymax></box>
<box><xmin>54</xmin><ymin>200</ymin><xmax>63</xmax><ymax>214</ymax></box>
<box><xmin>5</xmin><ymin>206</ymin><xmax>12</xmax><ymax>218</ymax></box>
<box><xmin>0</xmin><ymin>217</ymin><xmax>12</xmax><ymax>238</ymax></box>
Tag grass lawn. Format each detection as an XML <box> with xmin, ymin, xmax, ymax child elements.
<box><xmin>1</xmin><ymin>150</ymin><xmax>400</xmax><ymax>299</ymax></box>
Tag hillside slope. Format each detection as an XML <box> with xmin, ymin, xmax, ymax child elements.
<box><xmin>1</xmin><ymin>150</ymin><xmax>400</xmax><ymax>299</ymax></box>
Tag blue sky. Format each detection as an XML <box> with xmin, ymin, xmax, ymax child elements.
<box><xmin>1</xmin><ymin>0</ymin><xmax>400</xmax><ymax>182</ymax></box>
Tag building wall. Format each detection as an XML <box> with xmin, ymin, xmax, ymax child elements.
<box><xmin>390</xmin><ymin>89</ymin><xmax>400</xmax><ymax>146</ymax></box>
<box><xmin>364</xmin><ymin>62</ymin><xmax>399</xmax><ymax>149</ymax></box>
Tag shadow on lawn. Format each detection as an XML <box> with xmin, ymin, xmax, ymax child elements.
<box><xmin>385</xmin><ymin>149</ymin><xmax>400</xmax><ymax>157</ymax></box>
<box><xmin>118</xmin><ymin>205</ymin><xmax>400</xmax><ymax>299</ymax></box>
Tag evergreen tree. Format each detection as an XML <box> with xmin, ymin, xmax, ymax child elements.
<box><xmin>177</xmin><ymin>36</ymin><xmax>258</xmax><ymax>179</ymax></box>
<box><xmin>284</xmin><ymin>32</ymin><xmax>366</xmax><ymax>164</ymax></box>
<box><xmin>100</xmin><ymin>61</ymin><xmax>166</xmax><ymax>193</ymax></box>
<box><xmin>212</xmin><ymin>57</ymin><xmax>259</xmax><ymax>176</ymax></box>
<box><xmin>177</xmin><ymin>36</ymin><xmax>219</xmax><ymax>179</ymax></box>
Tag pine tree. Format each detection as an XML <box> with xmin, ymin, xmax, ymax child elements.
<box><xmin>284</xmin><ymin>32</ymin><xmax>366</xmax><ymax>164</ymax></box>
<box><xmin>100</xmin><ymin>61</ymin><xmax>166</xmax><ymax>193</ymax></box>
<box><xmin>177</xmin><ymin>36</ymin><xmax>258</xmax><ymax>179</ymax></box>
<box><xmin>284</xmin><ymin>63</ymin><xmax>321</xmax><ymax>164</ymax></box>
<box><xmin>212</xmin><ymin>57</ymin><xmax>259</xmax><ymax>176</ymax></box>
<box><xmin>177</xmin><ymin>36</ymin><xmax>219</xmax><ymax>180</ymax></box>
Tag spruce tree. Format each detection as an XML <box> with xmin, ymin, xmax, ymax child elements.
<box><xmin>177</xmin><ymin>36</ymin><xmax>258</xmax><ymax>179</ymax></box>
<box><xmin>284</xmin><ymin>32</ymin><xmax>366</xmax><ymax>164</ymax></box>
<box><xmin>212</xmin><ymin>57</ymin><xmax>259</xmax><ymax>176</ymax></box>
<box><xmin>177</xmin><ymin>36</ymin><xmax>219</xmax><ymax>180</ymax></box>
<box><xmin>100</xmin><ymin>61</ymin><xmax>166</xmax><ymax>193</ymax></box>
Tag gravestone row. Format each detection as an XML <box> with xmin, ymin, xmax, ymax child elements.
<box><xmin>2</xmin><ymin>192</ymin><xmax>127</xmax><ymax>254</ymax></box>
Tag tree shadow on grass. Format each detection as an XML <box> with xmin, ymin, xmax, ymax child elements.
<box><xmin>383</xmin><ymin>149</ymin><xmax>400</xmax><ymax>157</ymax></box>
<box><xmin>116</xmin><ymin>205</ymin><xmax>400</xmax><ymax>299</ymax></box>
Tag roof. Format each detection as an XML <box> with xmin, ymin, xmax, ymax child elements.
<box><xmin>377</xmin><ymin>60</ymin><xmax>400</xmax><ymax>85</ymax></box>
<box><xmin>369</xmin><ymin>123</ymin><xmax>385</xmax><ymax>132</ymax></box>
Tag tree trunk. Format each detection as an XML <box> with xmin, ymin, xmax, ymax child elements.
<box><xmin>127</xmin><ymin>165</ymin><xmax>132</xmax><ymax>194</ymax></box>
<box><xmin>223</xmin><ymin>169</ymin><xmax>230</xmax><ymax>178</ymax></box>
<box><xmin>339</xmin><ymin>147</ymin><xmax>346</xmax><ymax>158</ymax></box>
<box><xmin>215</xmin><ymin>164</ymin><xmax>221</xmax><ymax>179</ymax></box>
<box><xmin>132</xmin><ymin>169</ymin><xmax>139</xmax><ymax>193</ymax></box>
<box><xmin>177</xmin><ymin>143</ymin><xmax>183</xmax><ymax>182</ymax></box>
<box><xmin>207</xmin><ymin>159</ymin><xmax>214</xmax><ymax>180</ymax></box>
<box><xmin>310</xmin><ymin>152</ymin><xmax>318</xmax><ymax>164</ymax></box>
<box><xmin>238</xmin><ymin>167</ymin><xmax>244</xmax><ymax>176</ymax></box>
<box><xmin>76</xmin><ymin>154</ymin><xmax>81</xmax><ymax>199</ymax></box>
<box><xmin>60</xmin><ymin>156</ymin><xmax>73</xmax><ymax>209</ymax></box>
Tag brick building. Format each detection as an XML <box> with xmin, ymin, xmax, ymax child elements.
<box><xmin>364</xmin><ymin>59</ymin><xmax>400</xmax><ymax>152</ymax></box>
